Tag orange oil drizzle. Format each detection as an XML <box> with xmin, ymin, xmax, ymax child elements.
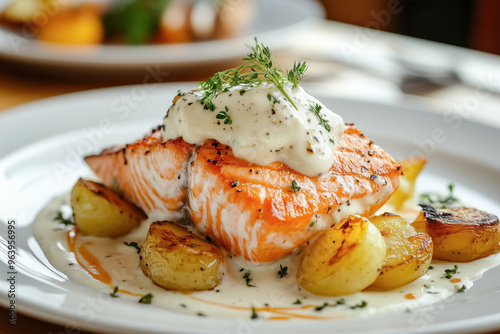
<box><xmin>405</xmin><ymin>293</ymin><xmax>417</xmax><ymax>300</ymax></box>
<box><xmin>66</xmin><ymin>229</ymin><xmax>142</xmax><ymax>297</ymax></box>
<box><xmin>190</xmin><ymin>296</ymin><xmax>330</xmax><ymax>320</ymax></box>
<box><xmin>450</xmin><ymin>278</ymin><xmax>461</xmax><ymax>283</ymax></box>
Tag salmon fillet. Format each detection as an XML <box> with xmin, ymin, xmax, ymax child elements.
<box><xmin>85</xmin><ymin>125</ymin><xmax>402</xmax><ymax>262</ymax></box>
<box><xmin>85</xmin><ymin>129</ymin><xmax>194</xmax><ymax>222</ymax></box>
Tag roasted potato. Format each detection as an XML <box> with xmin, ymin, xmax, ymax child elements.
<box><xmin>37</xmin><ymin>4</ymin><xmax>103</xmax><ymax>44</ymax></box>
<box><xmin>413</xmin><ymin>205</ymin><xmax>500</xmax><ymax>262</ymax></box>
<box><xmin>386</xmin><ymin>157</ymin><xmax>427</xmax><ymax>210</ymax></box>
<box><xmin>297</xmin><ymin>216</ymin><xmax>386</xmax><ymax>296</ymax></box>
<box><xmin>71</xmin><ymin>178</ymin><xmax>146</xmax><ymax>238</ymax></box>
<box><xmin>369</xmin><ymin>213</ymin><xmax>433</xmax><ymax>290</ymax></box>
<box><xmin>140</xmin><ymin>221</ymin><xmax>223</xmax><ymax>291</ymax></box>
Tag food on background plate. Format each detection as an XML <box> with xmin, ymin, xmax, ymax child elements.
<box><xmin>33</xmin><ymin>40</ymin><xmax>500</xmax><ymax>320</ymax></box>
<box><xmin>0</xmin><ymin>0</ymin><xmax>254</xmax><ymax>45</ymax></box>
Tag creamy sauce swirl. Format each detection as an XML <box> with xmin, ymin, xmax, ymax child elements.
<box><xmin>162</xmin><ymin>83</ymin><xmax>345</xmax><ymax>177</ymax></box>
<box><xmin>34</xmin><ymin>195</ymin><xmax>500</xmax><ymax>320</ymax></box>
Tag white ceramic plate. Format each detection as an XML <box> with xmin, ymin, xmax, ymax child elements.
<box><xmin>1</xmin><ymin>83</ymin><xmax>500</xmax><ymax>334</ymax></box>
<box><xmin>0</xmin><ymin>0</ymin><xmax>323</xmax><ymax>70</ymax></box>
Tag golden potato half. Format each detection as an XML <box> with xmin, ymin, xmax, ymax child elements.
<box><xmin>297</xmin><ymin>215</ymin><xmax>386</xmax><ymax>296</ymax></box>
<box><xmin>414</xmin><ymin>205</ymin><xmax>500</xmax><ymax>262</ymax></box>
<box><xmin>71</xmin><ymin>178</ymin><xmax>146</xmax><ymax>238</ymax></box>
<box><xmin>369</xmin><ymin>213</ymin><xmax>433</xmax><ymax>290</ymax></box>
<box><xmin>140</xmin><ymin>221</ymin><xmax>223</xmax><ymax>291</ymax></box>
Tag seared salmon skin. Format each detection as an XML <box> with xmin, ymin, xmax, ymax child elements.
<box><xmin>85</xmin><ymin>125</ymin><xmax>402</xmax><ymax>262</ymax></box>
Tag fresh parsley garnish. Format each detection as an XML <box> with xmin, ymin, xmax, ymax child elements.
<box><xmin>54</xmin><ymin>210</ymin><xmax>75</xmax><ymax>226</ymax></box>
<box><xmin>444</xmin><ymin>265</ymin><xmax>459</xmax><ymax>279</ymax></box>
<box><xmin>243</xmin><ymin>271</ymin><xmax>255</xmax><ymax>287</ymax></box>
<box><xmin>124</xmin><ymin>241</ymin><xmax>141</xmax><ymax>253</ymax></box>
<box><xmin>138</xmin><ymin>293</ymin><xmax>153</xmax><ymax>304</ymax></box>
<box><xmin>198</xmin><ymin>38</ymin><xmax>307</xmax><ymax>111</ymax></box>
<box><xmin>290</xmin><ymin>180</ymin><xmax>301</xmax><ymax>193</ymax></box>
<box><xmin>293</xmin><ymin>299</ymin><xmax>302</xmax><ymax>305</ymax></box>
<box><xmin>278</xmin><ymin>265</ymin><xmax>288</xmax><ymax>278</ymax></box>
<box><xmin>420</xmin><ymin>183</ymin><xmax>459</xmax><ymax>209</ymax></box>
<box><xmin>216</xmin><ymin>106</ymin><xmax>232</xmax><ymax>125</ymax></box>
<box><xmin>110</xmin><ymin>286</ymin><xmax>119</xmax><ymax>298</ymax></box>
<box><xmin>457</xmin><ymin>285</ymin><xmax>466</xmax><ymax>293</ymax></box>
<box><xmin>309</xmin><ymin>103</ymin><xmax>331</xmax><ymax>132</ymax></box>
<box><xmin>176</xmin><ymin>90</ymin><xmax>185</xmax><ymax>97</ymax></box>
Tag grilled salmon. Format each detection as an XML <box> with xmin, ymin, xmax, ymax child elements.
<box><xmin>85</xmin><ymin>125</ymin><xmax>402</xmax><ymax>262</ymax></box>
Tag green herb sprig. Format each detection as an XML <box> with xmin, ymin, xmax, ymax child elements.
<box><xmin>309</xmin><ymin>103</ymin><xmax>331</xmax><ymax>132</ymax></box>
<box><xmin>110</xmin><ymin>286</ymin><xmax>119</xmax><ymax>298</ymax></box>
<box><xmin>278</xmin><ymin>265</ymin><xmax>288</xmax><ymax>278</ymax></box>
<box><xmin>198</xmin><ymin>38</ymin><xmax>307</xmax><ymax>111</ymax></box>
<box><xmin>216</xmin><ymin>106</ymin><xmax>232</xmax><ymax>125</ymax></box>
<box><xmin>243</xmin><ymin>271</ymin><xmax>256</xmax><ymax>287</ymax></box>
<box><xmin>290</xmin><ymin>180</ymin><xmax>301</xmax><ymax>193</ymax></box>
<box><xmin>139</xmin><ymin>293</ymin><xmax>153</xmax><ymax>304</ymax></box>
<box><xmin>444</xmin><ymin>265</ymin><xmax>459</xmax><ymax>279</ymax></box>
<box><xmin>124</xmin><ymin>241</ymin><xmax>141</xmax><ymax>253</ymax></box>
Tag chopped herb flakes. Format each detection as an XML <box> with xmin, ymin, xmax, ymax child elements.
<box><xmin>420</xmin><ymin>183</ymin><xmax>459</xmax><ymax>209</ymax></box>
<box><xmin>190</xmin><ymin>244</ymin><xmax>201</xmax><ymax>247</ymax></box>
<box><xmin>444</xmin><ymin>265</ymin><xmax>459</xmax><ymax>279</ymax></box>
<box><xmin>277</xmin><ymin>265</ymin><xmax>288</xmax><ymax>278</ymax></box>
<box><xmin>243</xmin><ymin>271</ymin><xmax>256</xmax><ymax>287</ymax></box>
<box><xmin>313</xmin><ymin>298</ymin><xmax>345</xmax><ymax>311</ymax></box>
<box><xmin>309</xmin><ymin>103</ymin><xmax>331</xmax><ymax>132</ymax></box>
<box><xmin>290</xmin><ymin>180</ymin><xmax>301</xmax><ymax>193</ymax></box>
<box><xmin>54</xmin><ymin>210</ymin><xmax>75</xmax><ymax>226</ymax></box>
<box><xmin>124</xmin><ymin>241</ymin><xmax>141</xmax><ymax>253</ymax></box>
<box><xmin>457</xmin><ymin>285</ymin><xmax>466</xmax><ymax>293</ymax></box>
<box><xmin>293</xmin><ymin>299</ymin><xmax>302</xmax><ymax>305</ymax></box>
<box><xmin>110</xmin><ymin>286</ymin><xmax>119</xmax><ymax>298</ymax></box>
<box><xmin>139</xmin><ymin>293</ymin><xmax>153</xmax><ymax>304</ymax></box>
<box><xmin>251</xmin><ymin>307</ymin><xmax>259</xmax><ymax>319</ymax></box>
<box><xmin>350</xmin><ymin>300</ymin><xmax>368</xmax><ymax>309</ymax></box>
<box><xmin>216</xmin><ymin>106</ymin><xmax>232</xmax><ymax>125</ymax></box>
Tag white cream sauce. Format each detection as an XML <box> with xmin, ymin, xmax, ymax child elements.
<box><xmin>34</xmin><ymin>195</ymin><xmax>500</xmax><ymax>320</ymax></box>
<box><xmin>162</xmin><ymin>83</ymin><xmax>345</xmax><ymax>177</ymax></box>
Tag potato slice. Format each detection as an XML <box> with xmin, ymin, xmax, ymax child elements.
<box><xmin>386</xmin><ymin>157</ymin><xmax>427</xmax><ymax>210</ymax></box>
<box><xmin>297</xmin><ymin>216</ymin><xmax>386</xmax><ymax>296</ymax></box>
<box><xmin>369</xmin><ymin>213</ymin><xmax>433</xmax><ymax>290</ymax></box>
<box><xmin>71</xmin><ymin>178</ymin><xmax>146</xmax><ymax>238</ymax></box>
<box><xmin>413</xmin><ymin>205</ymin><xmax>500</xmax><ymax>262</ymax></box>
<box><xmin>140</xmin><ymin>221</ymin><xmax>223</xmax><ymax>291</ymax></box>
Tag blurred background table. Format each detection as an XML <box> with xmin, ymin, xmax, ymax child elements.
<box><xmin>2</xmin><ymin>0</ymin><xmax>500</xmax><ymax>333</ymax></box>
